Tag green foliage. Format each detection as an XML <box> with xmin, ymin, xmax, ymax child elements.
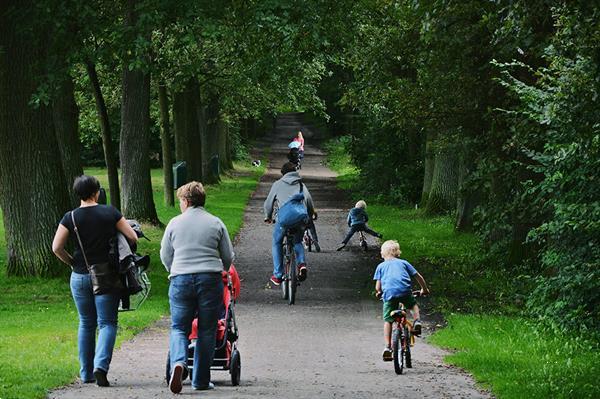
<box><xmin>430</xmin><ymin>315</ymin><xmax>600</xmax><ymax>398</ymax></box>
<box><xmin>495</xmin><ymin>2</ymin><xmax>600</xmax><ymax>337</ymax></box>
<box><xmin>0</xmin><ymin>164</ymin><xmax>264</xmax><ymax>399</ymax></box>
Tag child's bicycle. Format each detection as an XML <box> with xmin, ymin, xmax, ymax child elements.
<box><xmin>379</xmin><ymin>290</ymin><xmax>424</xmax><ymax>375</ymax></box>
<box><xmin>303</xmin><ymin>229</ymin><xmax>313</xmax><ymax>252</ymax></box>
<box><xmin>358</xmin><ymin>230</ymin><xmax>368</xmax><ymax>251</ymax></box>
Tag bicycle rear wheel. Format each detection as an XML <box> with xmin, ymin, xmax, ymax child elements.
<box><xmin>392</xmin><ymin>328</ymin><xmax>403</xmax><ymax>374</ymax></box>
<box><xmin>288</xmin><ymin>251</ymin><xmax>297</xmax><ymax>305</ymax></box>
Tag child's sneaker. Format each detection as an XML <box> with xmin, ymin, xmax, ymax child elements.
<box><xmin>382</xmin><ymin>347</ymin><xmax>393</xmax><ymax>362</ymax></box>
<box><xmin>270</xmin><ymin>275</ymin><xmax>282</xmax><ymax>286</ymax></box>
<box><xmin>412</xmin><ymin>320</ymin><xmax>422</xmax><ymax>336</ymax></box>
<box><xmin>297</xmin><ymin>263</ymin><xmax>307</xmax><ymax>281</ymax></box>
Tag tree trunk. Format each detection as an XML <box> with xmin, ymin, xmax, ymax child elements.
<box><xmin>86</xmin><ymin>61</ymin><xmax>121</xmax><ymax>209</ymax></box>
<box><xmin>53</xmin><ymin>74</ymin><xmax>83</xmax><ymax>207</ymax></box>
<box><xmin>173</xmin><ymin>79</ymin><xmax>203</xmax><ymax>182</ymax></box>
<box><xmin>120</xmin><ymin>66</ymin><xmax>158</xmax><ymax>223</ymax></box>
<box><xmin>217</xmin><ymin>119</ymin><xmax>233</xmax><ymax>171</ymax></box>
<box><xmin>455</xmin><ymin>156</ymin><xmax>477</xmax><ymax>231</ymax></box>
<box><xmin>158</xmin><ymin>84</ymin><xmax>174</xmax><ymax>206</ymax></box>
<box><xmin>199</xmin><ymin>95</ymin><xmax>220</xmax><ymax>183</ymax></box>
<box><xmin>425</xmin><ymin>140</ymin><xmax>459</xmax><ymax>215</ymax></box>
<box><xmin>0</xmin><ymin>2</ymin><xmax>71</xmax><ymax>276</ymax></box>
<box><xmin>420</xmin><ymin>131</ymin><xmax>435</xmax><ymax>207</ymax></box>
<box><xmin>119</xmin><ymin>0</ymin><xmax>158</xmax><ymax>223</ymax></box>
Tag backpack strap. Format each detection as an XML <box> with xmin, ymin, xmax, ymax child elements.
<box><xmin>299</xmin><ymin>181</ymin><xmax>304</xmax><ymax>193</ymax></box>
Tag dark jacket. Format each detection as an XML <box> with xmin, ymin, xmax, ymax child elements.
<box><xmin>347</xmin><ymin>207</ymin><xmax>368</xmax><ymax>227</ymax></box>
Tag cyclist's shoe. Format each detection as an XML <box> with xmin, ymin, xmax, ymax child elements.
<box><xmin>297</xmin><ymin>263</ymin><xmax>308</xmax><ymax>281</ymax></box>
<box><xmin>270</xmin><ymin>275</ymin><xmax>282</xmax><ymax>286</ymax></box>
<box><xmin>382</xmin><ymin>347</ymin><xmax>393</xmax><ymax>362</ymax></box>
<box><xmin>314</xmin><ymin>241</ymin><xmax>321</xmax><ymax>252</ymax></box>
<box><xmin>412</xmin><ymin>320</ymin><xmax>422</xmax><ymax>336</ymax></box>
<box><xmin>336</xmin><ymin>243</ymin><xmax>346</xmax><ymax>251</ymax></box>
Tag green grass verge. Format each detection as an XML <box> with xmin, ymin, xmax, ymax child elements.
<box><xmin>429</xmin><ymin>315</ymin><xmax>600</xmax><ymax>398</ymax></box>
<box><xmin>324</xmin><ymin>135</ymin><xmax>600</xmax><ymax>398</ymax></box>
<box><xmin>0</xmin><ymin>161</ymin><xmax>265</xmax><ymax>399</ymax></box>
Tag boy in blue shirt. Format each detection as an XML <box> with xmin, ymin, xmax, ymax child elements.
<box><xmin>374</xmin><ymin>240</ymin><xmax>429</xmax><ymax>361</ymax></box>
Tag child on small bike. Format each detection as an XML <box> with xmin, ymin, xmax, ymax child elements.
<box><xmin>337</xmin><ymin>200</ymin><xmax>382</xmax><ymax>251</ymax></box>
<box><xmin>374</xmin><ymin>240</ymin><xmax>429</xmax><ymax>361</ymax></box>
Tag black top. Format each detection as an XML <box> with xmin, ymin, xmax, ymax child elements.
<box><xmin>60</xmin><ymin>205</ymin><xmax>122</xmax><ymax>274</ymax></box>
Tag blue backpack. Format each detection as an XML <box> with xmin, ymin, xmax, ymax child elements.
<box><xmin>277</xmin><ymin>183</ymin><xmax>309</xmax><ymax>229</ymax></box>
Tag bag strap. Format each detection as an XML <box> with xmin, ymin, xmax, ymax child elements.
<box><xmin>299</xmin><ymin>181</ymin><xmax>304</xmax><ymax>193</ymax></box>
<box><xmin>71</xmin><ymin>210</ymin><xmax>91</xmax><ymax>272</ymax></box>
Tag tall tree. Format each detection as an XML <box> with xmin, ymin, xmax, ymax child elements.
<box><xmin>119</xmin><ymin>0</ymin><xmax>158</xmax><ymax>223</ymax></box>
<box><xmin>0</xmin><ymin>1</ymin><xmax>71</xmax><ymax>276</ymax></box>
<box><xmin>52</xmin><ymin>73</ymin><xmax>83</xmax><ymax>207</ymax></box>
<box><xmin>158</xmin><ymin>84</ymin><xmax>174</xmax><ymax>206</ymax></box>
<box><xmin>86</xmin><ymin>61</ymin><xmax>121</xmax><ymax>209</ymax></box>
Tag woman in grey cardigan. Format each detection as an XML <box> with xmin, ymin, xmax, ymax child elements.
<box><xmin>160</xmin><ymin>181</ymin><xmax>234</xmax><ymax>394</ymax></box>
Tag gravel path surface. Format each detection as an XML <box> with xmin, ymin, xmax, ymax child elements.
<box><xmin>49</xmin><ymin>113</ymin><xmax>491</xmax><ymax>399</ymax></box>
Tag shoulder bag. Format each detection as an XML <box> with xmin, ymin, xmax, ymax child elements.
<box><xmin>71</xmin><ymin>210</ymin><xmax>123</xmax><ymax>295</ymax></box>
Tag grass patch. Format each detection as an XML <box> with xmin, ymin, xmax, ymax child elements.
<box><xmin>324</xmin><ymin>135</ymin><xmax>600</xmax><ymax>398</ymax></box>
<box><xmin>429</xmin><ymin>315</ymin><xmax>600</xmax><ymax>398</ymax></box>
<box><xmin>0</xmin><ymin>161</ymin><xmax>264</xmax><ymax>399</ymax></box>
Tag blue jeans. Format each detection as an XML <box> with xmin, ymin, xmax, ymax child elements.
<box><xmin>272</xmin><ymin>222</ymin><xmax>305</xmax><ymax>278</ymax></box>
<box><xmin>169</xmin><ymin>273</ymin><xmax>223</xmax><ymax>389</ymax></box>
<box><xmin>70</xmin><ymin>272</ymin><xmax>119</xmax><ymax>381</ymax></box>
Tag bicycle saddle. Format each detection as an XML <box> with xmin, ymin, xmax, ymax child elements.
<box><xmin>390</xmin><ymin>309</ymin><xmax>406</xmax><ymax>319</ymax></box>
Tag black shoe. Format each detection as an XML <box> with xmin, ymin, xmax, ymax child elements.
<box><xmin>336</xmin><ymin>244</ymin><xmax>346</xmax><ymax>251</ymax></box>
<box><xmin>169</xmin><ymin>363</ymin><xmax>184</xmax><ymax>394</ymax></box>
<box><xmin>314</xmin><ymin>241</ymin><xmax>321</xmax><ymax>252</ymax></box>
<box><xmin>93</xmin><ymin>369</ymin><xmax>109</xmax><ymax>387</ymax></box>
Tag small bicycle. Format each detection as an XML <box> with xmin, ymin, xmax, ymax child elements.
<box><xmin>303</xmin><ymin>229</ymin><xmax>313</xmax><ymax>252</ymax></box>
<box><xmin>358</xmin><ymin>230</ymin><xmax>368</xmax><ymax>252</ymax></box>
<box><xmin>389</xmin><ymin>291</ymin><xmax>423</xmax><ymax>375</ymax></box>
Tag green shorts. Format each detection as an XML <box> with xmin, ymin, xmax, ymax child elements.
<box><xmin>383</xmin><ymin>295</ymin><xmax>417</xmax><ymax>322</ymax></box>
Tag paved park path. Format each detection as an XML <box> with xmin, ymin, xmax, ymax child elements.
<box><xmin>49</xmin><ymin>113</ymin><xmax>491</xmax><ymax>399</ymax></box>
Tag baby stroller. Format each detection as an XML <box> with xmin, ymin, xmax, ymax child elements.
<box><xmin>165</xmin><ymin>265</ymin><xmax>242</xmax><ymax>386</ymax></box>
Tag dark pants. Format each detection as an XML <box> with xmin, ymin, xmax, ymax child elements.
<box><xmin>169</xmin><ymin>273</ymin><xmax>223</xmax><ymax>389</ymax></box>
<box><xmin>342</xmin><ymin>223</ymin><xmax>380</xmax><ymax>244</ymax></box>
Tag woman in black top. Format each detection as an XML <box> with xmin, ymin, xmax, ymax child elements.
<box><xmin>52</xmin><ymin>175</ymin><xmax>137</xmax><ymax>387</ymax></box>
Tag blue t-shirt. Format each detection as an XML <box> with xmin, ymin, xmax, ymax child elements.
<box><xmin>373</xmin><ymin>258</ymin><xmax>417</xmax><ymax>301</ymax></box>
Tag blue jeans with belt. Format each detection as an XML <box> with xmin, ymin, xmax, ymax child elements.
<box><xmin>70</xmin><ymin>272</ymin><xmax>120</xmax><ymax>382</ymax></box>
<box><xmin>169</xmin><ymin>272</ymin><xmax>223</xmax><ymax>389</ymax></box>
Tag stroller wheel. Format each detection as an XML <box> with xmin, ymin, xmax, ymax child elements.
<box><xmin>230</xmin><ymin>349</ymin><xmax>241</xmax><ymax>386</ymax></box>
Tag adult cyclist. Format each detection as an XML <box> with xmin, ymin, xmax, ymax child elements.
<box><xmin>264</xmin><ymin>162</ymin><xmax>315</xmax><ymax>285</ymax></box>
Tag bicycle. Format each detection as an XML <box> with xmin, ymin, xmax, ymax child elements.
<box><xmin>303</xmin><ymin>229</ymin><xmax>313</xmax><ymax>252</ymax></box>
<box><xmin>358</xmin><ymin>230</ymin><xmax>368</xmax><ymax>252</ymax></box>
<box><xmin>281</xmin><ymin>229</ymin><xmax>298</xmax><ymax>305</ymax></box>
<box><xmin>377</xmin><ymin>290</ymin><xmax>423</xmax><ymax>374</ymax></box>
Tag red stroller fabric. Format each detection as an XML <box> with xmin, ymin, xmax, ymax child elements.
<box><xmin>189</xmin><ymin>264</ymin><xmax>240</xmax><ymax>340</ymax></box>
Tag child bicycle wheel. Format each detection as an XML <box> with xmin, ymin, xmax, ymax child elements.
<box><xmin>392</xmin><ymin>328</ymin><xmax>403</xmax><ymax>374</ymax></box>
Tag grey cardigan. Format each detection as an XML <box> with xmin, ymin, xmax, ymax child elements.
<box><xmin>160</xmin><ymin>207</ymin><xmax>234</xmax><ymax>278</ymax></box>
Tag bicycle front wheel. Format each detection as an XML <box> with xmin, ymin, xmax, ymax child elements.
<box><xmin>392</xmin><ymin>328</ymin><xmax>403</xmax><ymax>374</ymax></box>
<box><xmin>404</xmin><ymin>325</ymin><xmax>412</xmax><ymax>368</ymax></box>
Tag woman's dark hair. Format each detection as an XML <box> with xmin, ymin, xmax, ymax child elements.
<box><xmin>73</xmin><ymin>175</ymin><xmax>101</xmax><ymax>201</ymax></box>
<box><xmin>281</xmin><ymin>162</ymin><xmax>297</xmax><ymax>175</ymax></box>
